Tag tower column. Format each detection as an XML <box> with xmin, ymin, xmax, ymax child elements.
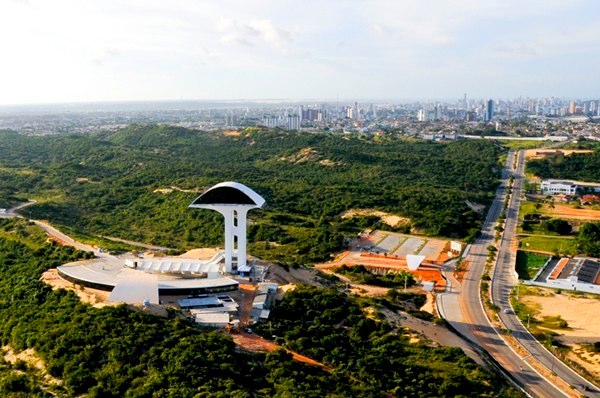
<box><xmin>221</xmin><ymin>207</ymin><xmax>234</xmax><ymax>273</ymax></box>
<box><xmin>235</xmin><ymin>208</ymin><xmax>249</xmax><ymax>268</ymax></box>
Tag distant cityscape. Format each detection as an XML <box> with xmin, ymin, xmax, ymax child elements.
<box><xmin>1</xmin><ymin>97</ymin><xmax>600</xmax><ymax>140</ymax></box>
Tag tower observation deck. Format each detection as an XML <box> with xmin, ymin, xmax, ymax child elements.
<box><xmin>189</xmin><ymin>182</ymin><xmax>266</xmax><ymax>273</ymax></box>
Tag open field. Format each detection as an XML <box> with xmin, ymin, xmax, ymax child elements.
<box><xmin>524</xmin><ymin>149</ymin><xmax>594</xmax><ymax>159</ymax></box>
<box><xmin>522</xmin><ymin>292</ymin><xmax>600</xmax><ymax>342</ymax></box>
<box><xmin>547</xmin><ymin>204</ymin><xmax>600</xmax><ymax>221</ymax></box>
<box><xmin>521</xmin><ymin>200</ymin><xmax>600</xmax><ymax>222</ymax></box>
<box><xmin>518</xmin><ymin>235</ymin><xmax>577</xmax><ymax>255</ymax></box>
<box><xmin>518</xmin><ymin>287</ymin><xmax>600</xmax><ymax>382</ymax></box>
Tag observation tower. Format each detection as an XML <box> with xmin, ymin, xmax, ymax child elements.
<box><xmin>189</xmin><ymin>182</ymin><xmax>266</xmax><ymax>273</ymax></box>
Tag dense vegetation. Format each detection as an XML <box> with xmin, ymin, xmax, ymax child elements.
<box><xmin>527</xmin><ymin>150</ymin><xmax>600</xmax><ymax>183</ymax></box>
<box><xmin>0</xmin><ymin>218</ymin><xmax>520</xmax><ymax>397</ymax></box>
<box><xmin>257</xmin><ymin>285</ymin><xmax>521</xmax><ymax>397</ymax></box>
<box><xmin>0</xmin><ymin>219</ymin><xmax>367</xmax><ymax>397</ymax></box>
<box><xmin>515</xmin><ymin>251</ymin><xmax>549</xmax><ymax>280</ymax></box>
<box><xmin>0</xmin><ymin>126</ymin><xmax>502</xmax><ymax>265</ymax></box>
<box><xmin>577</xmin><ymin>222</ymin><xmax>600</xmax><ymax>257</ymax></box>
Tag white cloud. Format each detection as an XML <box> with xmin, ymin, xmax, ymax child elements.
<box><xmin>216</xmin><ymin>17</ymin><xmax>293</xmax><ymax>53</ymax></box>
<box><xmin>0</xmin><ymin>0</ymin><xmax>598</xmax><ymax>103</ymax></box>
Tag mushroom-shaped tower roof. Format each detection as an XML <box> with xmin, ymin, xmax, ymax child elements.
<box><xmin>189</xmin><ymin>181</ymin><xmax>266</xmax><ymax>208</ymax></box>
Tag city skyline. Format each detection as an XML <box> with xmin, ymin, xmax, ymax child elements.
<box><xmin>2</xmin><ymin>0</ymin><xmax>600</xmax><ymax>105</ymax></box>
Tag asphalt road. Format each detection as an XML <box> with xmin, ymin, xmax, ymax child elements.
<box><xmin>492</xmin><ymin>150</ymin><xmax>600</xmax><ymax>397</ymax></box>
<box><xmin>437</xmin><ymin>150</ymin><xmax>569</xmax><ymax>398</ymax></box>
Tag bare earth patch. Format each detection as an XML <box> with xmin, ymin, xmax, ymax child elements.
<box><xmin>568</xmin><ymin>344</ymin><xmax>600</xmax><ymax>381</ymax></box>
<box><xmin>278</xmin><ymin>147</ymin><xmax>341</xmax><ymax>166</ymax></box>
<box><xmin>340</xmin><ymin>209</ymin><xmax>411</xmax><ymax>228</ymax></box>
<box><xmin>524</xmin><ymin>149</ymin><xmax>594</xmax><ymax>159</ymax></box>
<box><xmin>543</xmin><ymin>204</ymin><xmax>600</xmax><ymax>221</ymax></box>
<box><xmin>2</xmin><ymin>345</ymin><xmax>62</xmax><ymax>386</ymax></box>
<box><xmin>41</xmin><ymin>268</ymin><xmax>114</xmax><ymax>308</ymax></box>
<box><xmin>153</xmin><ymin>186</ymin><xmax>202</xmax><ymax>194</ymax></box>
<box><xmin>523</xmin><ymin>293</ymin><xmax>600</xmax><ymax>340</ymax></box>
<box><xmin>178</xmin><ymin>248</ymin><xmax>220</xmax><ymax>259</ymax></box>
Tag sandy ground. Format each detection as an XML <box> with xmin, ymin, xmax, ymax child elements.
<box><xmin>2</xmin><ymin>345</ymin><xmax>62</xmax><ymax>386</ymax></box>
<box><xmin>524</xmin><ymin>149</ymin><xmax>594</xmax><ymax>159</ymax></box>
<box><xmin>543</xmin><ymin>204</ymin><xmax>600</xmax><ymax>221</ymax></box>
<box><xmin>153</xmin><ymin>186</ymin><xmax>201</xmax><ymax>194</ymax></box>
<box><xmin>378</xmin><ymin>308</ymin><xmax>485</xmax><ymax>366</ymax></box>
<box><xmin>465</xmin><ymin>200</ymin><xmax>485</xmax><ymax>213</ymax></box>
<box><xmin>268</xmin><ymin>264</ymin><xmax>317</xmax><ymax>286</ymax></box>
<box><xmin>523</xmin><ymin>293</ymin><xmax>600</xmax><ymax>341</ymax></box>
<box><xmin>568</xmin><ymin>343</ymin><xmax>600</xmax><ymax>381</ymax></box>
<box><xmin>223</xmin><ymin>131</ymin><xmax>241</xmax><ymax>136</ymax></box>
<box><xmin>178</xmin><ymin>248</ymin><xmax>220</xmax><ymax>259</ymax></box>
<box><xmin>41</xmin><ymin>269</ymin><xmax>113</xmax><ymax>307</ymax></box>
<box><xmin>340</xmin><ymin>209</ymin><xmax>410</xmax><ymax>228</ymax></box>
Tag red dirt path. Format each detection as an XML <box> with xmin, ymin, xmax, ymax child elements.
<box><xmin>232</xmin><ymin>332</ymin><xmax>332</xmax><ymax>371</ymax></box>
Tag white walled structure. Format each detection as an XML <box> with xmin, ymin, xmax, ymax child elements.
<box><xmin>189</xmin><ymin>182</ymin><xmax>266</xmax><ymax>273</ymax></box>
<box><xmin>540</xmin><ymin>180</ymin><xmax>578</xmax><ymax>195</ymax></box>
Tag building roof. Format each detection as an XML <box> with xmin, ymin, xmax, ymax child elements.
<box><xmin>189</xmin><ymin>181</ymin><xmax>266</xmax><ymax>207</ymax></box>
<box><xmin>130</xmin><ymin>257</ymin><xmax>222</xmax><ymax>274</ymax></box>
<box><xmin>556</xmin><ymin>258</ymin><xmax>600</xmax><ymax>285</ymax></box>
<box><xmin>179</xmin><ymin>296</ymin><xmax>222</xmax><ymax>308</ymax></box>
<box><xmin>195</xmin><ymin>312</ymin><xmax>230</xmax><ymax>325</ymax></box>
<box><xmin>542</xmin><ymin>179</ymin><xmax>578</xmax><ymax>186</ymax></box>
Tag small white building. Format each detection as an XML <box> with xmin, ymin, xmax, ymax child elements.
<box><xmin>195</xmin><ymin>313</ymin><xmax>230</xmax><ymax>328</ymax></box>
<box><xmin>540</xmin><ymin>180</ymin><xmax>578</xmax><ymax>195</ymax></box>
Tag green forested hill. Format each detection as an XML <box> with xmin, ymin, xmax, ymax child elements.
<box><xmin>0</xmin><ymin>126</ymin><xmax>502</xmax><ymax>264</ymax></box>
<box><xmin>0</xmin><ymin>218</ymin><xmax>521</xmax><ymax>397</ymax></box>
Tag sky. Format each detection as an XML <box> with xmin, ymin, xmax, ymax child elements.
<box><xmin>1</xmin><ymin>0</ymin><xmax>600</xmax><ymax>105</ymax></box>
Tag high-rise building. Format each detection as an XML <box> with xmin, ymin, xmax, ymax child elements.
<box><xmin>569</xmin><ymin>100</ymin><xmax>576</xmax><ymax>114</ymax></box>
<box><xmin>298</xmin><ymin>105</ymin><xmax>304</xmax><ymax>121</ymax></box>
<box><xmin>346</xmin><ymin>106</ymin><xmax>354</xmax><ymax>119</ymax></box>
<box><xmin>287</xmin><ymin>115</ymin><xmax>300</xmax><ymax>130</ymax></box>
<box><xmin>262</xmin><ymin>116</ymin><xmax>278</xmax><ymax>128</ymax></box>
<box><xmin>417</xmin><ymin>109</ymin><xmax>427</xmax><ymax>122</ymax></box>
<box><xmin>485</xmin><ymin>99</ymin><xmax>494</xmax><ymax>121</ymax></box>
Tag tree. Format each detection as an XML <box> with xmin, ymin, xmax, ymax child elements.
<box><xmin>577</xmin><ymin>222</ymin><xmax>600</xmax><ymax>257</ymax></box>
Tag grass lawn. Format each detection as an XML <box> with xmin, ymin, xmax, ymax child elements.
<box><xmin>520</xmin><ymin>200</ymin><xmax>538</xmax><ymax>216</ymax></box>
<box><xmin>515</xmin><ymin>250</ymin><xmax>550</xmax><ymax>280</ymax></box>
<box><xmin>500</xmin><ymin>140</ymin><xmax>552</xmax><ymax>150</ymax></box>
<box><xmin>518</xmin><ymin>235</ymin><xmax>577</xmax><ymax>256</ymax></box>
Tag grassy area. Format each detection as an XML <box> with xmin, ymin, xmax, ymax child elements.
<box><xmin>518</xmin><ymin>235</ymin><xmax>577</xmax><ymax>255</ymax></box>
<box><xmin>515</xmin><ymin>250</ymin><xmax>550</xmax><ymax>280</ymax></box>
<box><xmin>56</xmin><ymin>225</ymin><xmax>140</xmax><ymax>253</ymax></box>
<box><xmin>500</xmin><ymin>140</ymin><xmax>552</xmax><ymax>150</ymax></box>
<box><xmin>519</xmin><ymin>200</ymin><xmax>539</xmax><ymax>216</ymax></box>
